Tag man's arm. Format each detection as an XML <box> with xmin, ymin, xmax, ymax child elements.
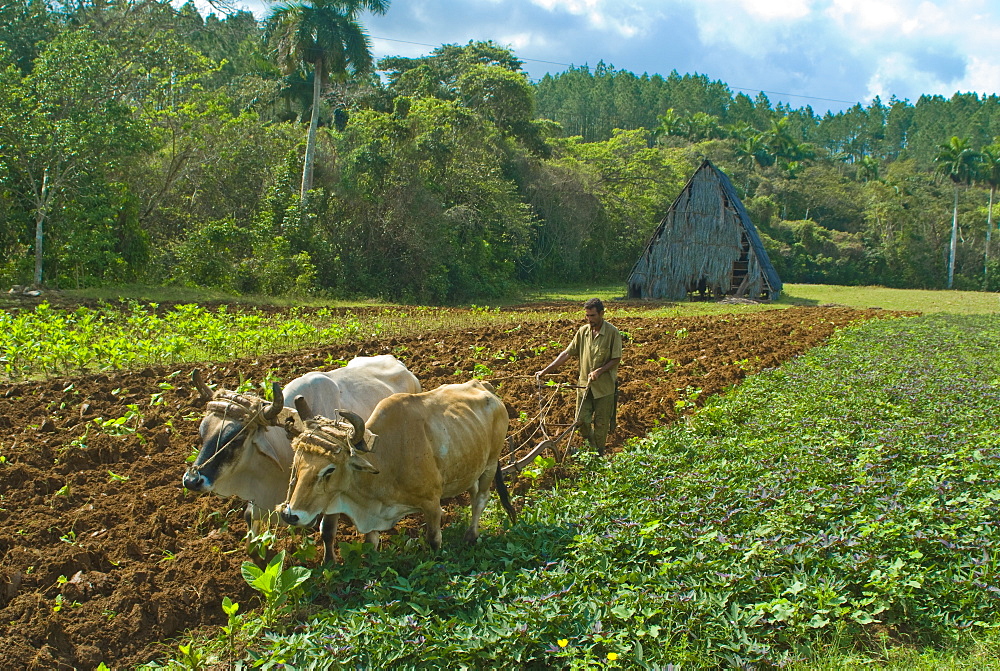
<box><xmin>535</xmin><ymin>348</ymin><xmax>572</xmax><ymax>380</ymax></box>
<box><xmin>587</xmin><ymin>357</ymin><xmax>620</xmax><ymax>383</ymax></box>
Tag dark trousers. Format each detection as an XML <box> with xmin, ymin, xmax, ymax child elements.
<box><xmin>577</xmin><ymin>389</ymin><xmax>615</xmax><ymax>453</ymax></box>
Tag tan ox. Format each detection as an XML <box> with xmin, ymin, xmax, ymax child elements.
<box><xmin>278</xmin><ymin>380</ymin><xmax>517</xmax><ymax>551</ymax></box>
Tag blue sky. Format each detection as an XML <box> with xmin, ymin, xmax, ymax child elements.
<box><xmin>221</xmin><ymin>0</ymin><xmax>1000</xmax><ymax>115</ymax></box>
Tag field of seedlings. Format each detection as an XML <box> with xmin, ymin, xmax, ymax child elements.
<box><xmin>0</xmin><ymin>298</ymin><xmax>904</xmax><ymax>668</ymax></box>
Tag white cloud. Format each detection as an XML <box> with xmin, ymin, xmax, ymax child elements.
<box><xmin>526</xmin><ymin>0</ymin><xmax>645</xmax><ymax>38</ymax></box>
<box><xmin>735</xmin><ymin>0</ymin><xmax>813</xmax><ymax>20</ymax></box>
<box><xmin>826</xmin><ymin>0</ymin><xmax>906</xmax><ymax>33</ymax></box>
<box><xmin>957</xmin><ymin>55</ymin><xmax>1000</xmax><ymax>97</ymax></box>
<box><xmin>499</xmin><ymin>32</ymin><xmax>550</xmax><ymax>51</ymax></box>
<box><xmin>864</xmin><ymin>52</ymin><xmax>917</xmax><ymax>102</ymax></box>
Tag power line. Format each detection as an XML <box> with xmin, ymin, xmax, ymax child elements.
<box><xmin>729</xmin><ymin>86</ymin><xmax>857</xmax><ymax>106</ymax></box>
<box><xmin>371</xmin><ymin>34</ymin><xmax>860</xmax><ymax>109</ymax></box>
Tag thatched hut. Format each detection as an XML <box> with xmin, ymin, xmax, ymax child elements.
<box><xmin>627</xmin><ymin>160</ymin><xmax>781</xmax><ymax>301</ymax></box>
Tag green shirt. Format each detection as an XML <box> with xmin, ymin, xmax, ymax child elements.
<box><xmin>565</xmin><ymin>320</ymin><xmax>623</xmax><ymax>398</ymax></box>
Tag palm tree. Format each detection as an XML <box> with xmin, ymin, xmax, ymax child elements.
<box><xmin>934</xmin><ymin>136</ymin><xmax>981</xmax><ymax>288</ymax></box>
<box><xmin>981</xmin><ymin>143</ymin><xmax>1000</xmax><ymax>286</ymax></box>
<box><xmin>269</xmin><ymin>0</ymin><xmax>389</xmax><ymax>201</ymax></box>
<box><xmin>763</xmin><ymin>116</ymin><xmax>796</xmax><ymax>164</ymax></box>
<box><xmin>857</xmin><ymin>155</ymin><xmax>880</xmax><ymax>183</ymax></box>
<box><xmin>653</xmin><ymin>108</ymin><xmax>682</xmax><ymax>142</ymax></box>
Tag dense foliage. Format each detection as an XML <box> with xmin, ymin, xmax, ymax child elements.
<box><xmin>142</xmin><ymin>313</ymin><xmax>1000</xmax><ymax>667</ymax></box>
<box><xmin>2</xmin><ymin>1</ymin><xmax>1000</xmax><ymax>299</ymax></box>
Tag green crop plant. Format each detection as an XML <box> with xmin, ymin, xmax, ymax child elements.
<box><xmin>521</xmin><ymin>455</ymin><xmax>556</xmax><ymax>481</ymax></box>
<box><xmin>240</xmin><ymin>551</ymin><xmax>311</xmax><ymax>626</ymax></box>
<box><xmin>220</xmin><ymin>596</ymin><xmax>246</xmax><ymax>666</ymax></box>
<box><xmin>648</xmin><ymin>356</ymin><xmax>676</xmax><ymax>373</ymax></box>
<box><xmin>246</xmin><ymin>528</ymin><xmax>279</xmax><ymax>562</ymax></box>
<box><xmin>149</xmin><ymin>382</ymin><xmax>174</xmax><ymax>406</ymax></box>
<box><xmin>94</xmin><ymin>404</ymin><xmax>143</xmax><ymax>436</ymax></box>
<box><xmin>673</xmin><ymin>385</ymin><xmax>702</xmax><ymax>411</ymax></box>
<box><xmin>0</xmin><ymin>302</ymin><xmax>372</xmax><ymax>383</ymax></box>
<box><xmin>472</xmin><ymin>363</ymin><xmax>494</xmax><ymax>379</ymax></box>
<box><xmin>174</xmin><ymin>642</ymin><xmax>207</xmax><ymax>671</ymax></box>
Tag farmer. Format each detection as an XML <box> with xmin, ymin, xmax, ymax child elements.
<box><xmin>534</xmin><ymin>298</ymin><xmax>622</xmax><ymax>455</ymax></box>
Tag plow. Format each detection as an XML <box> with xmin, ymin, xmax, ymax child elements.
<box><xmin>500</xmin><ymin>379</ymin><xmax>586</xmax><ymax>474</ymax></box>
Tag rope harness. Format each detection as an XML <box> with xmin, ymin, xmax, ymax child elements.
<box><xmin>188</xmin><ymin>390</ymin><xmax>293</xmax><ymax>471</ymax></box>
<box><xmin>291</xmin><ymin>412</ymin><xmax>378</xmax><ymax>457</ymax></box>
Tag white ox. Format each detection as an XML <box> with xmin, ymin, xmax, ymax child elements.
<box><xmin>182</xmin><ymin>355</ymin><xmax>421</xmax><ymax>559</ymax></box>
<box><xmin>278</xmin><ymin>379</ymin><xmax>517</xmax><ymax>551</ymax></box>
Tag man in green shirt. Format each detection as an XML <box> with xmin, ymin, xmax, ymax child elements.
<box><xmin>534</xmin><ymin>298</ymin><xmax>623</xmax><ymax>455</ymax></box>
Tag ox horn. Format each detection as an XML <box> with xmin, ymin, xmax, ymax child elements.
<box><xmin>192</xmin><ymin>369</ymin><xmax>213</xmax><ymax>402</ymax></box>
<box><xmin>339</xmin><ymin>410</ymin><xmax>369</xmax><ymax>452</ymax></box>
<box><xmin>293</xmin><ymin>394</ymin><xmax>314</xmax><ymax>421</ymax></box>
<box><xmin>263</xmin><ymin>382</ymin><xmax>284</xmax><ymax>421</ymax></box>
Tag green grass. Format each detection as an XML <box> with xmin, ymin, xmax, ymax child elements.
<box><xmin>517</xmin><ymin>282</ymin><xmax>1000</xmax><ymax>316</ymax></box>
<box><xmin>779</xmin><ymin>284</ymin><xmax>1000</xmax><ymax>315</ymax></box>
<box><xmin>9</xmin><ymin>282</ymin><xmax>999</xmax><ymax>316</ymax></box>
<box><xmin>143</xmin><ymin>313</ymin><xmax>1000</xmax><ymax>669</ymax></box>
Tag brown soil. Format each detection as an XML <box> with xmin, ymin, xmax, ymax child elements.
<box><xmin>0</xmin><ymin>305</ymin><xmax>899</xmax><ymax>669</ymax></box>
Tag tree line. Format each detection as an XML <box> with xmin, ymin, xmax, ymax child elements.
<box><xmin>2</xmin><ymin>0</ymin><xmax>999</xmax><ymax>301</ymax></box>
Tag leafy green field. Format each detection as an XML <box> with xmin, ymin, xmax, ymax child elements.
<box><xmin>138</xmin><ymin>312</ymin><xmax>1000</xmax><ymax>668</ymax></box>
<box><xmin>0</xmin><ymin>301</ymin><xmax>513</xmax><ymax>383</ymax></box>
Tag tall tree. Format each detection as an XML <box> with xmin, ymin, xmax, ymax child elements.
<box><xmin>980</xmin><ymin>143</ymin><xmax>1000</xmax><ymax>285</ymax></box>
<box><xmin>934</xmin><ymin>136</ymin><xmax>981</xmax><ymax>288</ymax></box>
<box><xmin>1</xmin><ymin>29</ymin><xmax>151</xmax><ymax>287</ymax></box>
<box><xmin>268</xmin><ymin>0</ymin><xmax>388</xmax><ymax>201</ymax></box>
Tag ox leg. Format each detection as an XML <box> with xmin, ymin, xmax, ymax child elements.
<box><xmin>244</xmin><ymin>503</ymin><xmax>257</xmax><ymax>536</ymax></box>
<box><xmin>463</xmin><ymin>467</ymin><xmax>494</xmax><ymax>544</ymax></box>
<box><xmin>364</xmin><ymin>530</ymin><xmax>381</xmax><ymax>551</ymax></box>
<box><xmin>245</xmin><ymin>503</ymin><xmax>278</xmax><ymax>567</ymax></box>
<box><xmin>422</xmin><ymin>504</ymin><xmax>444</xmax><ymax>551</ymax></box>
<box><xmin>319</xmin><ymin>513</ymin><xmax>341</xmax><ymax>563</ymax></box>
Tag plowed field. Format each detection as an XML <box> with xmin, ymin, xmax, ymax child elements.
<box><xmin>0</xmin><ymin>304</ymin><xmax>898</xmax><ymax>669</ymax></box>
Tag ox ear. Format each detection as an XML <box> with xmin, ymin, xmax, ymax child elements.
<box><xmin>348</xmin><ymin>452</ymin><xmax>378</xmax><ymax>474</ymax></box>
<box><xmin>252</xmin><ymin>431</ymin><xmax>291</xmax><ymax>470</ymax></box>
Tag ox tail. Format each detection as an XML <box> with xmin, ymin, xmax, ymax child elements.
<box><xmin>494</xmin><ymin>467</ymin><xmax>517</xmax><ymax>524</ymax></box>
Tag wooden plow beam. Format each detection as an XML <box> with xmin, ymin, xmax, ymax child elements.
<box><xmin>500</xmin><ymin>380</ymin><xmax>585</xmax><ymax>475</ymax></box>
<box><xmin>500</xmin><ymin>423</ymin><xmax>576</xmax><ymax>475</ymax></box>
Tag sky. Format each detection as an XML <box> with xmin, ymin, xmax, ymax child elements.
<box><xmin>222</xmin><ymin>0</ymin><xmax>1000</xmax><ymax>115</ymax></box>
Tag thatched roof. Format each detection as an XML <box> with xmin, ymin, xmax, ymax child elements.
<box><xmin>627</xmin><ymin>160</ymin><xmax>781</xmax><ymax>301</ymax></box>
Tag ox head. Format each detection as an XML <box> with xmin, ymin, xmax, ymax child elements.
<box><xmin>182</xmin><ymin>369</ymin><xmax>285</xmax><ymax>494</ymax></box>
<box><xmin>278</xmin><ymin>396</ymin><xmax>377</xmax><ymax>527</ymax></box>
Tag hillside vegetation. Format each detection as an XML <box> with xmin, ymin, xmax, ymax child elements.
<box><xmin>3</xmin><ymin>2</ymin><xmax>1000</xmax><ymax>301</ymax></box>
